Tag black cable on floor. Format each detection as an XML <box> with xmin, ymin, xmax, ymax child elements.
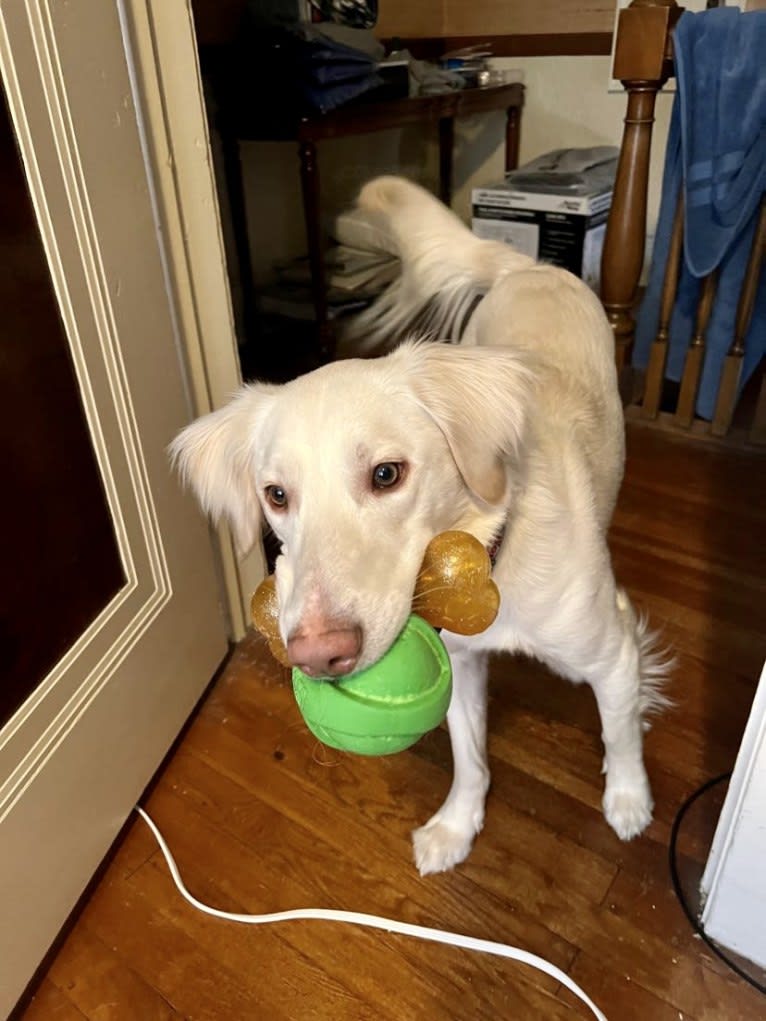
<box><xmin>669</xmin><ymin>770</ymin><xmax>766</xmax><ymax>996</ymax></box>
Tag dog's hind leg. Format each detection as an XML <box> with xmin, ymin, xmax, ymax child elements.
<box><xmin>587</xmin><ymin>588</ymin><xmax>665</xmax><ymax>841</ymax></box>
<box><xmin>412</xmin><ymin>638</ymin><xmax>490</xmax><ymax>875</ymax></box>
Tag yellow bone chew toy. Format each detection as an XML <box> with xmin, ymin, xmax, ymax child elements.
<box><xmin>250</xmin><ymin>574</ymin><xmax>292</xmax><ymax>667</ymax></box>
<box><xmin>413</xmin><ymin>529</ymin><xmax>501</xmax><ymax>636</ymax></box>
<box><xmin>251</xmin><ymin>530</ymin><xmax>500</xmax><ymax>660</ymax></box>
<box><xmin>250</xmin><ymin>531</ymin><xmax>500</xmax><ymax>755</ymax></box>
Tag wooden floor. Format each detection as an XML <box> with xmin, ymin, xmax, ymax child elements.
<box><xmin>20</xmin><ymin>425</ymin><xmax>766</xmax><ymax>1021</ymax></box>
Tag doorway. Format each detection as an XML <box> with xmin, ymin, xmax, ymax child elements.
<box><xmin>0</xmin><ymin>1</ymin><xmax>249</xmax><ymax>1012</ymax></box>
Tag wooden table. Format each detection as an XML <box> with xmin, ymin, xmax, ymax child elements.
<box><xmin>214</xmin><ymin>82</ymin><xmax>525</xmax><ymax>357</ymax></box>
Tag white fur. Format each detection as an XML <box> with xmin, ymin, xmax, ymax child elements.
<box><xmin>171</xmin><ymin>176</ymin><xmax>671</xmax><ymax>875</ymax></box>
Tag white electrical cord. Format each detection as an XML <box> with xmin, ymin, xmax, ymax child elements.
<box><xmin>137</xmin><ymin>807</ymin><xmax>607</xmax><ymax>1020</ymax></box>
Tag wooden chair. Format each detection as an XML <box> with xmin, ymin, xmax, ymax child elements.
<box><xmin>600</xmin><ymin>0</ymin><xmax>765</xmax><ymax>443</ymax></box>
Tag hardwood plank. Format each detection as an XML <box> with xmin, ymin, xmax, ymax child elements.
<box><xmin>546</xmin><ymin>897</ymin><xmax>766</xmax><ymax>1020</ymax></box>
<box><xmin>620</xmin><ymin>446</ymin><xmax>763</xmax><ymax>526</ymax></box>
<box><xmin>107</xmin><ymin>814</ymin><xmax>161</xmax><ymax>880</ymax></box>
<box><xmin>362</xmin><ymin>734</ymin><xmax>752</xmax><ymax>1017</ymax></box>
<box><xmin>415</xmin><ymin>722</ymin><xmax>693</xmax><ymax>880</ymax></box>
<box><xmin>488</xmin><ymin>681</ymin><xmax>734</xmax><ymax>809</ymax></box>
<box><xmin>19</xmin><ymin>979</ymin><xmax>87</xmax><ymax>1021</ymax></box>
<box><xmin>611</xmin><ymin>533</ymin><xmax>765</xmax><ymax>633</ymax></box>
<box><xmin>483</xmin><ymin>646</ymin><xmax>753</xmax><ymax>777</ymax></box>
<box><xmin>566</xmin><ymin>952</ymin><xmax>698</xmax><ymax>1021</ymax></box>
<box><xmin>603</xmin><ymin>866</ymin><xmax>732</xmax><ymax>980</ymax></box>
<box><xmin>169</xmin><ymin>716</ymin><xmax>581</xmax><ymax>971</ymax></box>
<box><xmin>169</xmin><ymin>690</ymin><xmax>766</xmax><ymax>1016</ymax></box>
<box><xmin>76</xmin><ymin>855</ymin><xmax>293</xmax><ymax>1021</ymax></box>
<box><xmin>191</xmin><ymin>678</ymin><xmax>617</xmax><ymax>913</ymax></box>
<box><xmin>137</xmin><ymin>786</ymin><xmax>578</xmax><ymax>1019</ymax></box>
<box><xmin>47</xmin><ymin>928</ymin><xmax>182</xmax><ymax>1020</ymax></box>
<box><xmin>133</xmin><ymin>859</ymin><xmax>383</xmax><ymax>1021</ymax></box>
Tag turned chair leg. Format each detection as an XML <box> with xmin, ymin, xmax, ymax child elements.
<box><xmin>712</xmin><ymin>197</ymin><xmax>765</xmax><ymax>437</ymax></box>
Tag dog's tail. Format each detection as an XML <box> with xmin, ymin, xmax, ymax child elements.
<box><xmin>339</xmin><ymin>176</ymin><xmax>534</xmax><ymax>352</ymax></box>
<box><xmin>617</xmin><ymin>588</ymin><xmax>675</xmax><ymax>727</ymax></box>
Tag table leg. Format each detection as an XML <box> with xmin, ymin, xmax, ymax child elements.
<box><xmin>505</xmin><ymin>106</ymin><xmax>521</xmax><ymax>172</ymax></box>
<box><xmin>438</xmin><ymin>116</ymin><xmax>454</xmax><ymax>206</ymax></box>
<box><xmin>298</xmin><ymin>138</ymin><xmax>332</xmax><ymax>359</ymax></box>
<box><xmin>218</xmin><ymin>124</ymin><xmax>259</xmax><ymax>342</ymax></box>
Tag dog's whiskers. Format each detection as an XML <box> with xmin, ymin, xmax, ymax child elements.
<box><xmin>412</xmin><ymin>583</ymin><xmax>454</xmax><ymax>603</ymax></box>
<box><xmin>311</xmin><ymin>742</ymin><xmax>341</xmax><ymax>768</ymax></box>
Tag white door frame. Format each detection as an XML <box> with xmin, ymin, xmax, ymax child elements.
<box><xmin>0</xmin><ymin>1</ymin><xmax>262</xmax><ymax>1012</ymax></box>
<box><xmin>120</xmin><ymin>0</ymin><xmax>265</xmax><ymax>638</ymax></box>
<box><xmin>700</xmin><ymin>660</ymin><xmax>766</xmax><ymax>969</ymax></box>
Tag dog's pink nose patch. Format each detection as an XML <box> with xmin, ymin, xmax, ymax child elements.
<box><xmin>287</xmin><ymin>626</ymin><xmax>362</xmax><ymax>679</ymax></box>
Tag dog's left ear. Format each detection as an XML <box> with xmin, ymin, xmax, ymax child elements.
<box><xmin>399</xmin><ymin>342</ymin><xmax>533</xmax><ymax>505</ymax></box>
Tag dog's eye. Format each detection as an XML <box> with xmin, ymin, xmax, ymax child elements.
<box><xmin>265</xmin><ymin>485</ymin><xmax>288</xmax><ymax>510</ymax></box>
<box><xmin>372</xmin><ymin>462</ymin><xmax>403</xmax><ymax>490</ymax></box>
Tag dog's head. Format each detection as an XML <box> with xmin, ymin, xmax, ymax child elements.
<box><xmin>170</xmin><ymin>342</ymin><xmax>531</xmax><ymax>676</ymax></box>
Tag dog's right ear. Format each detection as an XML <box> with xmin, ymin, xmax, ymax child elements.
<box><xmin>169</xmin><ymin>385</ymin><xmax>274</xmax><ymax>556</ymax></box>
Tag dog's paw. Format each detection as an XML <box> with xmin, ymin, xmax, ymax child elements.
<box><xmin>412</xmin><ymin>819</ymin><xmax>476</xmax><ymax>876</ymax></box>
<box><xmin>603</xmin><ymin>784</ymin><xmax>653</xmax><ymax>841</ymax></box>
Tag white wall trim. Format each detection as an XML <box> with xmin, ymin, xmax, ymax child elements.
<box><xmin>700</xmin><ymin>660</ymin><xmax>766</xmax><ymax>969</ymax></box>
<box><xmin>0</xmin><ymin>0</ymin><xmax>174</xmax><ymax>794</ymax></box>
<box><xmin>119</xmin><ymin>0</ymin><xmax>266</xmax><ymax>638</ymax></box>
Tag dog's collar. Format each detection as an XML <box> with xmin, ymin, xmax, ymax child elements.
<box><xmin>457</xmin><ymin>293</ymin><xmax>485</xmax><ymax>339</ymax></box>
<box><xmin>486</xmin><ymin>522</ymin><xmax>507</xmax><ymax>568</ymax></box>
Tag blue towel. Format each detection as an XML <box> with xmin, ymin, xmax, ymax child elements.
<box><xmin>633</xmin><ymin>8</ymin><xmax>766</xmax><ymax>420</ymax></box>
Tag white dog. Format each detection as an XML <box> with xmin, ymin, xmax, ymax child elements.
<box><xmin>171</xmin><ymin>176</ymin><xmax>669</xmax><ymax>875</ymax></box>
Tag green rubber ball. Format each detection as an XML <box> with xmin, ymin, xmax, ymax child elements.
<box><xmin>292</xmin><ymin>614</ymin><xmax>452</xmax><ymax>755</ymax></box>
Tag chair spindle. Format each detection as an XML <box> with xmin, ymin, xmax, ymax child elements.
<box><xmin>642</xmin><ymin>191</ymin><xmax>685</xmax><ymax>419</ymax></box>
<box><xmin>751</xmin><ymin>377</ymin><xmax>766</xmax><ymax>445</ymax></box>
<box><xmin>712</xmin><ymin>196</ymin><xmax>765</xmax><ymax>437</ymax></box>
<box><xmin>675</xmin><ymin>271</ymin><xmax>717</xmax><ymax>428</ymax></box>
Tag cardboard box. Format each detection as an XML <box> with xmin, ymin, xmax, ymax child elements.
<box><xmin>471</xmin><ymin>149</ymin><xmax>617</xmax><ymax>291</ymax></box>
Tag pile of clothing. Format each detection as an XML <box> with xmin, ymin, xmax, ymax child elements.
<box><xmin>237</xmin><ymin>3</ymin><xmax>385</xmax><ymax>115</ymax></box>
<box><xmin>633</xmin><ymin>7</ymin><xmax>765</xmax><ymax>420</ymax></box>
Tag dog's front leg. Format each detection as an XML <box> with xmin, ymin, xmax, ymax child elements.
<box><xmin>412</xmin><ymin>639</ymin><xmax>490</xmax><ymax>875</ymax></box>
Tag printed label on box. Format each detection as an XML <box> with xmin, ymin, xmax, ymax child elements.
<box><xmin>472</xmin><ymin>189</ymin><xmax>612</xmax><ymax>217</ymax></box>
<box><xmin>471</xmin><ymin>196</ymin><xmax>610</xmax><ymax>291</ymax></box>
<box><xmin>471</xmin><ymin>218</ymin><xmax>539</xmax><ymax>260</ymax></box>
<box><xmin>581</xmin><ymin>221</ymin><xmax>607</xmax><ymax>291</ymax></box>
